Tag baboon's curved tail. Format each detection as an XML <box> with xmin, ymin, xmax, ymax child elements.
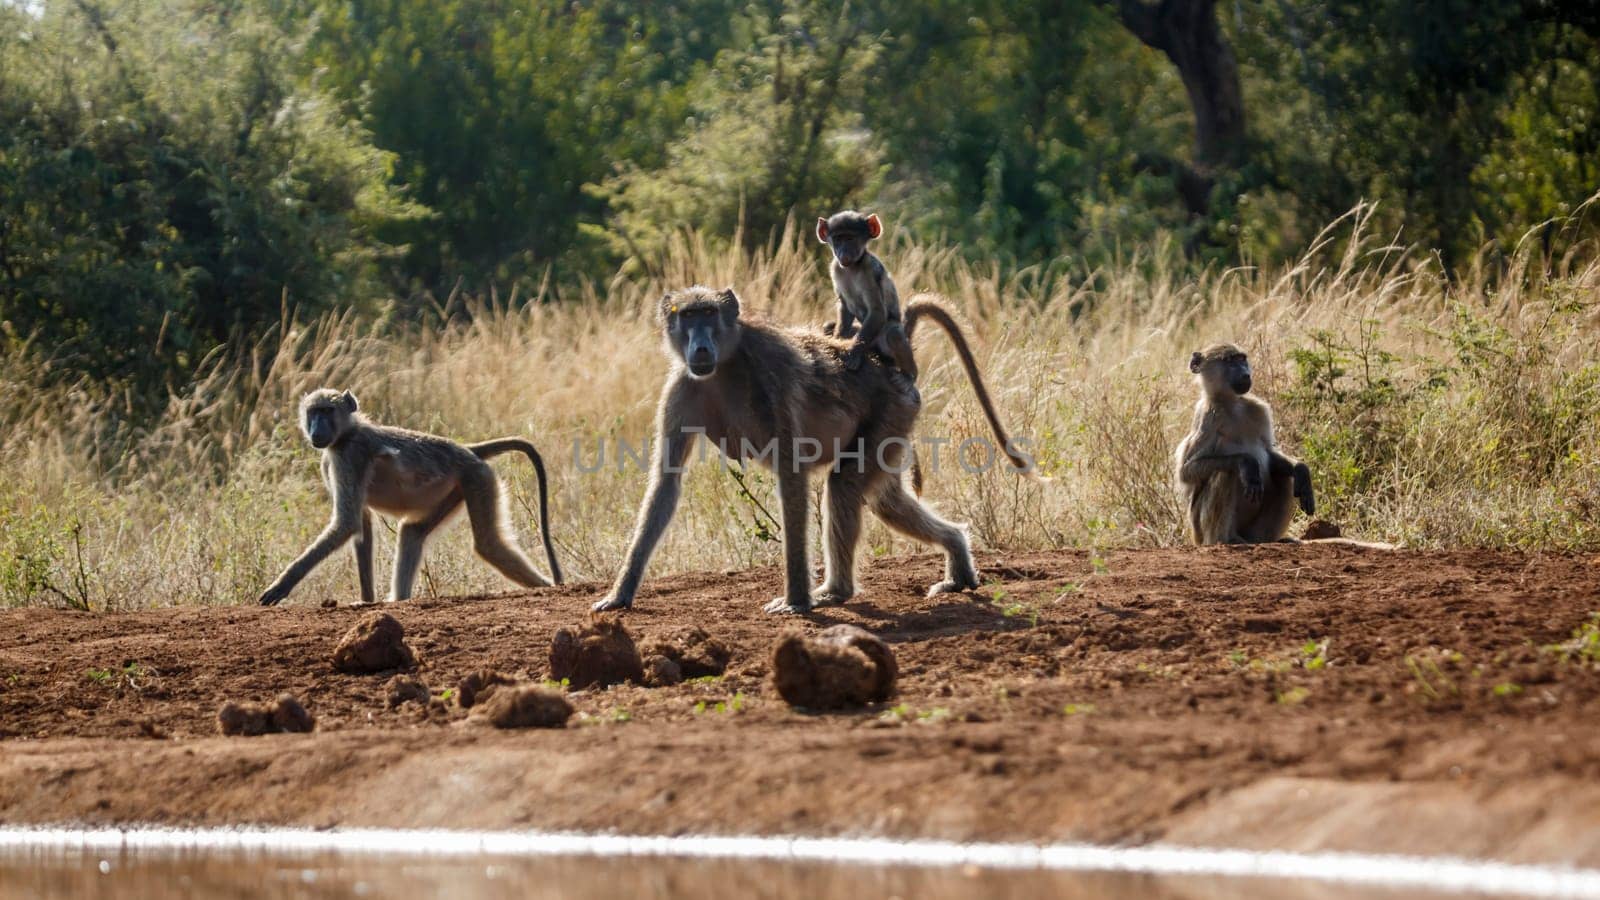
<box><xmin>905</xmin><ymin>296</ymin><xmax>1043</xmax><ymax>480</ymax></box>
<box><xmin>468</xmin><ymin>438</ymin><xmax>564</xmax><ymax>585</ymax></box>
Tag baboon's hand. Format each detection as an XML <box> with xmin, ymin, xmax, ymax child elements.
<box><xmin>1293</xmin><ymin>466</ymin><xmax>1316</xmax><ymax>516</ymax></box>
<box><xmin>1240</xmin><ymin>461</ymin><xmax>1264</xmax><ymax>503</ymax></box>
<box><xmin>257</xmin><ymin>584</ymin><xmax>290</xmax><ymax>607</ymax></box>
<box><xmin>592</xmin><ymin>593</ymin><xmax>632</xmax><ymax>612</ymax></box>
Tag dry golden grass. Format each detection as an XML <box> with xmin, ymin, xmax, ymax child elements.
<box><xmin>4</xmin><ymin>205</ymin><xmax>1600</xmax><ymax>609</ymax></box>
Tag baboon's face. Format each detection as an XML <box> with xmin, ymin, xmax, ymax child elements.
<box><xmin>1190</xmin><ymin>345</ymin><xmax>1252</xmax><ymax>396</ymax></box>
<box><xmin>661</xmin><ymin>287</ymin><xmax>742</xmax><ymax>380</ymax></box>
<box><xmin>816</xmin><ymin>211</ymin><xmax>881</xmax><ymax>268</ymax></box>
<box><xmin>300</xmin><ymin>389</ymin><xmax>358</xmax><ymax>449</ymax></box>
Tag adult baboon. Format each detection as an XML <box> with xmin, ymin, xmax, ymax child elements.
<box><xmin>1175</xmin><ymin>344</ymin><xmax>1314</xmax><ymax>544</ymax></box>
<box><xmin>257</xmin><ymin>389</ymin><xmax>562</xmax><ymax>606</ymax></box>
<box><xmin>593</xmin><ymin>286</ymin><xmax>1035</xmax><ymax>614</ymax></box>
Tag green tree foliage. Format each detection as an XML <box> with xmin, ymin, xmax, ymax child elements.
<box><xmin>277</xmin><ymin>0</ymin><xmax>740</xmax><ymax>295</ymax></box>
<box><xmin>593</xmin><ymin>1</ymin><xmax>888</xmax><ymax>261</ymax></box>
<box><xmin>0</xmin><ymin>0</ymin><xmax>418</xmax><ymax>392</ymax></box>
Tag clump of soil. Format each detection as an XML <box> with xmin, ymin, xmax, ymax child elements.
<box><xmin>457</xmin><ymin>669</ymin><xmax>517</xmax><ymax>708</ymax></box>
<box><xmin>332</xmin><ymin>613</ymin><xmax>416</xmax><ymax>674</ymax></box>
<box><xmin>549</xmin><ymin>617</ymin><xmax>643</xmax><ymax>689</ymax></box>
<box><xmin>217</xmin><ymin>694</ymin><xmax>315</xmax><ymax>736</ymax></box>
<box><xmin>478</xmin><ymin>685</ymin><xmax>573</xmax><ymax>729</ymax></box>
<box><xmin>1303</xmin><ymin>519</ymin><xmax>1343</xmax><ymax>540</ymax></box>
<box><xmin>385</xmin><ymin>675</ymin><xmax>430</xmax><ymax>709</ymax></box>
<box><xmin>639</xmin><ymin>626</ymin><xmax>732</xmax><ymax>687</ymax></box>
<box><xmin>643</xmin><ymin>655</ymin><xmax>684</xmax><ymax>687</ymax></box>
<box><xmin>771</xmin><ymin>624</ymin><xmax>897</xmax><ymax>710</ymax></box>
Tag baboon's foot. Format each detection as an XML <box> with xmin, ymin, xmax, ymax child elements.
<box><xmin>257</xmin><ymin>585</ymin><xmax>290</xmax><ymax>607</ymax></box>
<box><xmin>926</xmin><ymin>574</ymin><xmax>979</xmax><ymax>597</ymax></box>
<box><xmin>809</xmin><ymin>586</ymin><xmax>855</xmax><ymax>607</ymax></box>
<box><xmin>592</xmin><ymin>593</ymin><xmax>632</xmax><ymax>612</ymax></box>
<box><xmin>764</xmin><ymin>596</ymin><xmax>815</xmax><ymax>615</ymax></box>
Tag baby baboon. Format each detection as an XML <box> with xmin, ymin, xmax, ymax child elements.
<box><xmin>1175</xmin><ymin>344</ymin><xmax>1314</xmax><ymax>545</ymax></box>
<box><xmin>816</xmin><ymin>210</ymin><xmax>918</xmax><ymax>379</ymax></box>
<box><xmin>593</xmin><ymin>286</ymin><xmax>1035</xmax><ymax>615</ymax></box>
<box><xmin>257</xmin><ymin>390</ymin><xmax>561</xmax><ymax>606</ymax></box>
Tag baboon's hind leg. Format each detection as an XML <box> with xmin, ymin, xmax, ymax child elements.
<box><xmin>462</xmin><ymin>467</ymin><xmax>553</xmax><ymax>589</ymax></box>
<box><xmin>869</xmin><ymin>479</ymin><xmax>978</xmax><ymax>596</ymax></box>
<box><xmin>1239</xmin><ymin>469</ymin><xmax>1297</xmax><ymax>543</ymax></box>
<box><xmin>815</xmin><ymin>470</ymin><xmax>870</xmax><ymax>605</ymax></box>
<box><xmin>390</xmin><ymin>488</ymin><xmax>463</xmax><ymax>601</ymax></box>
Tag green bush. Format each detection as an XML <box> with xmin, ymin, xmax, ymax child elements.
<box><xmin>0</xmin><ymin>1</ymin><xmax>420</xmax><ymax>394</ymax></box>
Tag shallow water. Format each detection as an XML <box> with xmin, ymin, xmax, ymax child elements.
<box><xmin>0</xmin><ymin>847</ymin><xmax>1454</xmax><ymax>900</ymax></box>
<box><xmin>0</xmin><ymin>828</ymin><xmax>1591</xmax><ymax>900</ymax></box>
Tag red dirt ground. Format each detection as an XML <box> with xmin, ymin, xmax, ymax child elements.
<box><xmin>4</xmin><ymin>546</ymin><xmax>1600</xmax><ymax>866</ymax></box>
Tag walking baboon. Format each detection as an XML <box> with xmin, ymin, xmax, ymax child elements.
<box><xmin>1175</xmin><ymin>344</ymin><xmax>1314</xmax><ymax>544</ymax></box>
<box><xmin>817</xmin><ymin>210</ymin><xmax>918</xmax><ymax>379</ymax></box>
<box><xmin>257</xmin><ymin>389</ymin><xmax>562</xmax><ymax>606</ymax></box>
<box><xmin>593</xmin><ymin>286</ymin><xmax>1035</xmax><ymax>614</ymax></box>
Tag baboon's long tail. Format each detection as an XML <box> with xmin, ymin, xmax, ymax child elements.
<box><xmin>904</xmin><ymin>296</ymin><xmax>1043</xmax><ymax>480</ymax></box>
<box><xmin>468</xmin><ymin>438</ymin><xmax>564</xmax><ymax>585</ymax></box>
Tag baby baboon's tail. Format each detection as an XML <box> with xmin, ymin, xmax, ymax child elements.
<box><xmin>469</xmin><ymin>438</ymin><xmax>564</xmax><ymax>584</ymax></box>
<box><xmin>904</xmin><ymin>295</ymin><xmax>1045</xmax><ymax>480</ymax></box>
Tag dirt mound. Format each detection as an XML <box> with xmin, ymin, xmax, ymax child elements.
<box><xmin>1303</xmin><ymin>519</ymin><xmax>1343</xmax><ymax>540</ymax></box>
<box><xmin>332</xmin><ymin>613</ymin><xmax>416</xmax><ymax>674</ymax></box>
<box><xmin>550</xmin><ymin>617</ymin><xmax>643</xmax><ymax>689</ymax></box>
<box><xmin>478</xmin><ymin>685</ymin><xmax>573</xmax><ymax>729</ymax></box>
<box><xmin>385</xmin><ymin>675</ymin><xmax>430</xmax><ymax>708</ymax></box>
<box><xmin>771</xmin><ymin>624</ymin><xmax>897</xmax><ymax>710</ymax></box>
<box><xmin>639</xmin><ymin>626</ymin><xmax>732</xmax><ymax>687</ymax></box>
<box><xmin>457</xmin><ymin>669</ymin><xmax>517</xmax><ymax>708</ymax></box>
<box><xmin>216</xmin><ymin>694</ymin><xmax>315</xmax><ymax>736</ymax></box>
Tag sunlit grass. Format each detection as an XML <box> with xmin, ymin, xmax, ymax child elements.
<box><xmin>4</xmin><ymin>202</ymin><xmax>1600</xmax><ymax>609</ymax></box>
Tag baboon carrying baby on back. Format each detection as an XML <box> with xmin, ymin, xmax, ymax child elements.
<box><xmin>594</xmin><ymin>285</ymin><xmax>1037</xmax><ymax>614</ymax></box>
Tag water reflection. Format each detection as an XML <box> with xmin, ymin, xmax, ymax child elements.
<box><xmin>0</xmin><ymin>847</ymin><xmax>1459</xmax><ymax>900</ymax></box>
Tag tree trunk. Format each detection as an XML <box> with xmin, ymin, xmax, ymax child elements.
<box><xmin>1112</xmin><ymin>0</ymin><xmax>1246</xmax><ymax>180</ymax></box>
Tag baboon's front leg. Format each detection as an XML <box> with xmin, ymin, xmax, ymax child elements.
<box><xmin>1292</xmin><ymin>462</ymin><xmax>1315</xmax><ymax>515</ymax></box>
<box><xmin>763</xmin><ymin>441</ymin><xmax>814</xmax><ymax>614</ymax></box>
<box><xmin>833</xmin><ymin>298</ymin><xmax>857</xmax><ymax>339</ymax></box>
<box><xmin>258</xmin><ymin>515</ymin><xmax>361</xmax><ymax>606</ymax></box>
<box><xmin>353</xmin><ymin>510</ymin><xmax>375</xmax><ymax>605</ymax></box>
<box><xmin>594</xmin><ymin>429</ymin><xmax>694</xmax><ymax>612</ymax></box>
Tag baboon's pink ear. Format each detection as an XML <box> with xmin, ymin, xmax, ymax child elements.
<box><xmin>718</xmin><ymin>287</ymin><xmax>741</xmax><ymax>320</ymax></box>
<box><xmin>866</xmin><ymin>214</ymin><xmax>882</xmax><ymax>239</ymax></box>
<box><xmin>341</xmin><ymin>390</ymin><xmax>359</xmax><ymax>412</ymax></box>
<box><xmin>657</xmin><ymin>293</ymin><xmax>677</xmax><ymax>323</ymax></box>
<box><xmin>1189</xmin><ymin>352</ymin><xmax>1203</xmax><ymax>374</ymax></box>
<box><xmin>816</xmin><ymin>218</ymin><xmax>830</xmax><ymax>243</ymax></box>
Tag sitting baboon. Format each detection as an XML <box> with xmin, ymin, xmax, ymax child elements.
<box><xmin>258</xmin><ymin>389</ymin><xmax>562</xmax><ymax>606</ymax></box>
<box><xmin>593</xmin><ymin>286</ymin><xmax>1037</xmax><ymax>614</ymax></box>
<box><xmin>1175</xmin><ymin>344</ymin><xmax>1314</xmax><ymax>544</ymax></box>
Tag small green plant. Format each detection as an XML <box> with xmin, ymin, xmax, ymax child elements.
<box><xmin>542</xmin><ymin>677</ymin><xmax>572</xmax><ymax>690</ymax></box>
<box><xmin>1549</xmin><ymin>613</ymin><xmax>1600</xmax><ymax>665</ymax></box>
<box><xmin>1275</xmin><ymin>686</ymin><xmax>1311</xmax><ymax>705</ymax></box>
<box><xmin>607</xmin><ymin>707</ymin><xmax>633</xmax><ymax>723</ymax></box>
<box><xmin>1491</xmin><ymin>682</ymin><xmax>1523</xmax><ymax>697</ymax></box>
<box><xmin>1227</xmin><ymin>649</ymin><xmax>1249</xmax><ymax>668</ymax></box>
<box><xmin>438</xmin><ymin>688</ymin><xmax>456</xmax><ymax>703</ymax></box>
<box><xmin>1299</xmin><ymin>639</ymin><xmax>1330</xmax><ymax>671</ymax></box>
<box><xmin>86</xmin><ymin>661</ymin><xmax>152</xmax><ymax>693</ymax></box>
<box><xmin>879</xmin><ymin>704</ymin><xmax>951</xmax><ymax>724</ymax></box>
<box><xmin>693</xmin><ymin>693</ymin><xmax>745</xmax><ymax>715</ymax></box>
<box><xmin>1404</xmin><ymin>652</ymin><xmax>1459</xmax><ymax>702</ymax></box>
<box><xmin>1061</xmin><ymin>703</ymin><xmax>1096</xmax><ymax>716</ymax></box>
